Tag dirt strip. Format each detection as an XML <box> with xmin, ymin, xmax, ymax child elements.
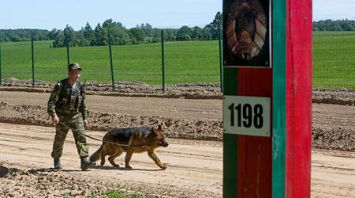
<box><xmin>0</xmin><ymin>91</ymin><xmax>354</xmax><ymax>151</ymax></box>
<box><xmin>0</xmin><ymin>123</ymin><xmax>354</xmax><ymax>197</ymax></box>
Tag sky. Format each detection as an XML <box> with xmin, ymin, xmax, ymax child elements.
<box><xmin>0</xmin><ymin>0</ymin><xmax>222</xmax><ymax>30</ymax></box>
<box><xmin>313</xmin><ymin>0</ymin><xmax>355</xmax><ymax>21</ymax></box>
<box><xmin>0</xmin><ymin>0</ymin><xmax>354</xmax><ymax>30</ymax></box>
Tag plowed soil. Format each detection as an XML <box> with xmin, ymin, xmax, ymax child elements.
<box><xmin>0</xmin><ymin>81</ymin><xmax>354</xmax><ymax>197</ymax></box>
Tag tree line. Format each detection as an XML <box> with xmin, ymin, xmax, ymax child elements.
<box><xmin>2</xmin><ymin>17</ymin><xmax>354</xmax><ymax>46</ymax></box>
<box><xmin>313</xmin><ymin>19</ymin><xmax>355</xmax><ymax>31</ymax></box>
<box><xmin>0</xmin><ymin>29</ymin><xmax>50</xmax><ymax>42</ymax></box>
<box><xmin>0</xmin><ymin>12</ymin><xmax>222</xmax><ymax>47</ymax></box>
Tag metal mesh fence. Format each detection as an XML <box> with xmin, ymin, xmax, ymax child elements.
<box><xmin>312</xmin><ymin>32</ymin><xmax>355</xmax><ymax>88</ymax></box>
<box><xmin>0</xmin><ymin>38</ymin><xmax>222</xmax><ymax>90</ymax></box>
<box><xmin>0</xmin><ymin>32</ymin><xmax>354</xmax><ymax>89</ymax></box>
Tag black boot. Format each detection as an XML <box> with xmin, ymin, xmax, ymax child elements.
<box><xmin>80</xmin><ymin>157</ymin><xmax>94</xmax><ymax>171</ymax></box>
<box><xmin>54</xmin><ymin>158</ymin><xmax>62</xmax><ymax>170</ymax></box>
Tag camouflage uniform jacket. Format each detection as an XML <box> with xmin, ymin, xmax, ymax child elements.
<box><xmin>47</xmin><ymin>78</ymin><xmax>88</xmax><ymax>120</ymax></box>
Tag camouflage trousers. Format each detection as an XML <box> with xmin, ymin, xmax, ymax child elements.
<box><xmin>51</xmin><ymin>114</ymin><xmax>89</xmax><ymax>159</ymax></box>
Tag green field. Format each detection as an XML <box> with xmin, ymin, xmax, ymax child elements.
<box><xmin>0</xmin><ymin>40</ymin><xmax>220</xmax><ymax>85</ymax></box>
<box><xmin>312</xmin><ymin>31</ymin><xmax>355</xmax><ymax>88</ymax></box>
<box><xmin>0</xmin><ymin>33</ymin><xmax>354</xmax><ymax>88</ymax></box>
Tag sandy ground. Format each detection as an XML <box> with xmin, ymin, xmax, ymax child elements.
<box><xmin>0</xmin><ymin>89</ymin><xmax>354</xmax><ymax>197</ymax></box>
<box><xmin>0</xmin><ymin>123</ymin><xmax>354</xmax><ymax>197</ymax></box>
<box><xmin>0</xmin><ymin>123</ymin><xmax>222</xmax><ymax>197</ymax></box>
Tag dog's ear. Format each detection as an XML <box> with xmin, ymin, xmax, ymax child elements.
<box><xmin>153</xmin><ymin>125</ymin><xmax>162</xmax><ymax>132</ymax></box>
<box><xmin>149</xmin><ymin>128</ymin><xmax>158</xmax><ymax>137</ymax></box>
<box><xmin>152</xmin><ymin>125</ymin><xmax>162</xmax><ymax>135</ymax></box>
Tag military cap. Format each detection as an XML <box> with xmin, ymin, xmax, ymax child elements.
<box><xmin>68</xmin><ymin>63</ymin><xmax>82</xmax><ymax>71</ymax></box>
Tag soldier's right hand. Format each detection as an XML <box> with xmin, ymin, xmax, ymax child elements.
<box><xmin>52</xmin><ymin>115</ymin><xmax>60</xmax><ymax>125</ymax></box>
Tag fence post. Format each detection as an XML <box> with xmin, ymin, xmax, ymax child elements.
<box><xmin>161</xmin><ymin>30</ymin><xmax>166</xmax><ymax>93</ymax></box>
<box><xmin>31</xmin><ymin>33</ymin><xmax>35</xmax><ymax>87</ymax></box>
<box><xmin>108</xmin><ymin>28</ymin><xmax>115</xmax><ymax>91</ymax></box>
<box><xmin>222</xmin><ymin>0</ymin><xmax>312</xmax><ymax>197</ymax></box>
<box><xmin>218</xmin><ymin>26</ymin><xmax>223</xmax><ymax>93</ymax></box>
<box><xmin>66</xmin><ymin>41</ymin><xmax>70</xmax><ymax>65</ymax></box>
<box><xmin>0</xmin><ymin>42</ymin><xmax>2</xmax><ymax>86</ymax></box>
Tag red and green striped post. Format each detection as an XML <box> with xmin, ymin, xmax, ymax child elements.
<box><xmin>223</xmin><ymin>0</ymin><xmax>312</xmax><ymax>197</ymax></box>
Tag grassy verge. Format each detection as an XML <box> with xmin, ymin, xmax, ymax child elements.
<box><xmin>97</xmin><ymin>188</ymin><xmax>152</xmax><ymax>198</ymax></box>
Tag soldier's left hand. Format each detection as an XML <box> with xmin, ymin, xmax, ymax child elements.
<box><xmin>83</xmin><ymin>120</ymin><xmax>88</xmax><ymax>128</ymax></box>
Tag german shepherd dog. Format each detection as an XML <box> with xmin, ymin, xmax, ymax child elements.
<box><xmin>89</xmin><ymin>125</ymin><xmax>169</xmax><ymax>170</ymax></box>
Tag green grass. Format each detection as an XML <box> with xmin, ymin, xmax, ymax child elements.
<box><xmin>94</xmin><ymin>188</ymin><xmax>151</xmax><ymax>198</ymax></box>
<box><xmin>312</xmin><ymin>31</ymin><xmax>355</xmax><ymax>88</ymax></box>
<box><xmin>0</xmin><ymin>40</ymin><xmax>220</xmax><ymax>85</ymax></box>
<box><xmin>0</xmin><ymin>33</ymin><xmax>354</xmax><ymax>88</ymax></box>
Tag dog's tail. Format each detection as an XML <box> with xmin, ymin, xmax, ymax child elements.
<box><xmin>89</xmin><ymin>145</ymin><xmax>103</xmax><ymax>162</ymax></box>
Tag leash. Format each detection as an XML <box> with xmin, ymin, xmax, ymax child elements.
<box><xmin>56</xmin><ymin>122</ymin><xmax>149</xmax><ymax>148</ymax></box>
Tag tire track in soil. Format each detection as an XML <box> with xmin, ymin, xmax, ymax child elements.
<box><xmin>1</xmin><ymin>123</ymin><xmax>355</xmax><ymax>197</ymax></box>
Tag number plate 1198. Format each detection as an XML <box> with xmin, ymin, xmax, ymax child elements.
<box><xmin>223</xmin><ymin>95</ymin><xmax>270</xmax><ymax>137</ymax></box>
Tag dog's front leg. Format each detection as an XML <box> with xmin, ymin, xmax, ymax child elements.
<box><xmin>125</xmin><ymin>151</ymin><xmax>133</xmax><ymax>169</ymax></box>
<box><xmin>108</xmin><ymin>150</ymin><xmax>122</xmax><ymax>167</ymax></box>
<box><xmin>148</xmin><ymin>151</ymin><xmax>167</xmax><ymax>170</ymax></box>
